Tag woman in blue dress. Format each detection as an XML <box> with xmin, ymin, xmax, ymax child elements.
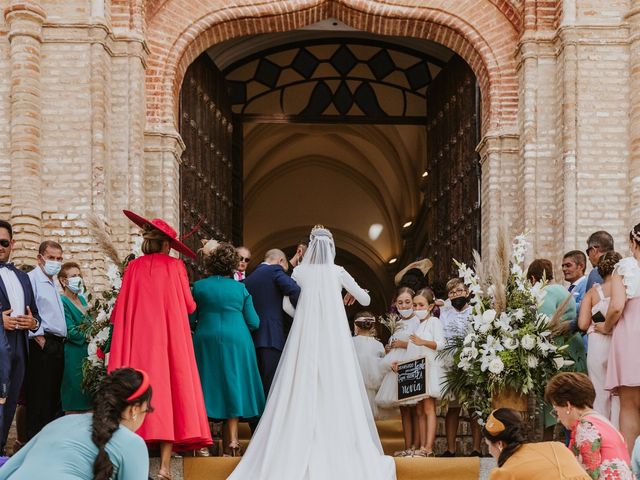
<box><xmin>191</xmin><ymin>241</ymin><xmax>264</xmax><ymax>457</ymax></box>
<box><xmin>0</xmin><ymin>368</ymin><xmax>151</xmax><ymax>479</ymax></box>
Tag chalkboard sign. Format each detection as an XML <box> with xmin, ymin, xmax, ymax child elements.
<box><xmin>397</xmin><ymin>357</ymin><xmax>427</xmax><ymax>402</ymax></box>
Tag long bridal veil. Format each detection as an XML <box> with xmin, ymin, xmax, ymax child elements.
<box><xmin>228</xmin><ymin>227</ymin><xmax>396</xmax><ymax>480</ymax></box>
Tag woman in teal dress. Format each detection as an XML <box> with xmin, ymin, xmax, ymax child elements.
<box><xmin>59</xmin><ymin>262</ymin><xmax>93</xmax><ymax>412</ymax></box>
<box><xmin>191</xmin><ymin>241</ymin><xmax>264</xmax><ymax>456</ymax></box>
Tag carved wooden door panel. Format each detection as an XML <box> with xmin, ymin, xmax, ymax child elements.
<box><xmin>179</xmin><ymin>53</ymin><xmax>242</xmax><ymax>280</ymax></box>
<box><xmin>422</xmin><ymin>55</ymin><xmax>481</xmax><ymax>284</ymax></box>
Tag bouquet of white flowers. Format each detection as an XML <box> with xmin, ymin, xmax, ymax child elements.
<box><xmin>442</xmin><ymin>232</ymin><xmax>573</xmax><ymax>417</ymax></box>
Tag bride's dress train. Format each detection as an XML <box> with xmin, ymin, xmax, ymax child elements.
<box><xmin>228</xmin><ymin>229</ymin><xmax>396</xmax><ymax>480</ymax></box>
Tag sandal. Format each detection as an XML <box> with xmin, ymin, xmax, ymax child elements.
<box><xmin>393</xmin><ymin>448</ymin><xmax>413</xmax><ymax>457</ymax></box>
<box><xmin>156</xmin><ymin>473</ymin><xmax>172</xmax><ymax>480</ymax></box>
<box><xmin>223</xmin><ymin>441</ymin><xmax>243</xmax><ymax>457</ymax></box>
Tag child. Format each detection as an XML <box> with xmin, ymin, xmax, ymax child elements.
<box><xmin>352</xmin><ymin>311</ymin><xmax>385</xmax><ymax>418</ymax></box>
<box><xmin>400</xmin><ymin>288</ymin><xmax>445</xmax><ymax>457</ymax></box>
<box><xmin>439</xmin><ymin>277</ymin><xmax>482</xmax><ymax>457</ymax></box>
<box><xmin>376</xmin><ymin>287</ymin><xmax>420</xmax><ymax>454</ymax></box>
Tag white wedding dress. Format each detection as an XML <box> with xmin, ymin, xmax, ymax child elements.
<box><xmin>228</xmin><ymin>227</ymin><xmax>396</xmax><ymax>480</ymax></box>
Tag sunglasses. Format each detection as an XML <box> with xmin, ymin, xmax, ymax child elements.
<box><xmin>239</xmin><ymin>256</ymin><xmax>251</xmax><ymax>263</ymax></box>
<box><xmin>0</xmin><ymin>239</ymin><xmax>10</xmax><ymax>248</ymax></box>
<box><xmin>586</xmin><ymin>246</ymin><xmax>598</xmax><ymax>255</ymax></box>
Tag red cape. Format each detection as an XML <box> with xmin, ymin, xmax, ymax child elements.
<box><xmin>108</xmin><ymin>253</ymin><xmax>211</xmax><ymax>450</ymax></box>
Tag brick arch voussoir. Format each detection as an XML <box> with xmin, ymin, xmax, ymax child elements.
<box><xmin>145</xmin><ymin>0</ymin><xmax>518</xmax><ymax>134</ymax></box>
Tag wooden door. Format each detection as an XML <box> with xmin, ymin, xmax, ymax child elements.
<box><xmin>422</xmin><ymin>55</ymin><xmax>481</xmax><ymax>286</ymax></box>
<box><xmin>179</xmin><ymin>53</ymin><xmax>243</xmax><ymax>280</ymax></box>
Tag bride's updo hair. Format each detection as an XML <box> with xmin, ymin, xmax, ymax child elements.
<box><xmin>597</xmin><ymin>251</ymin><xmax>622</xmax><ymax>278</ymax></box>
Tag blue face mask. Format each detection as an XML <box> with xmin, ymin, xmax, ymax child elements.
<box><xmin>66</xmin><ymin>276</ymin><xmax>84</xmax><ymax>295</ymax></box>
<box><xmin>43</xmin><ymin>260</ymin><xmax>62</xmax><ymax>277</ymax></box>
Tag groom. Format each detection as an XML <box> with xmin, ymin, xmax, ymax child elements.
<box><xmin>245</xmin><ymin>249</ymin><xmax>300</xmax><ymax>405</ymax></box>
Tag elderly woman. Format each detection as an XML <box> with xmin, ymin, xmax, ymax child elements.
<box><xmin>191</xmin><ymin>241</ymin><xmax>264</xmax><ymax>457</ymax></box>
<box><xmin>545</xmin><ymin>372</ymin><xmax>632</xmax><ymax>479</ymax></box>
<box><xmin>58</xmin><ymin>262</ymin><xmax>92</xmax><ymax>413</ymax></box>
<box><xmin>483</xmin><ymin>408</ymin><xmax>590</xmax><ymax>480</ymax></box>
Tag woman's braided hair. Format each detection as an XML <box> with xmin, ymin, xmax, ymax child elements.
<box><xmin>597</xmin><ymin>251</ymin><xmax>622</xmax><ymax>278</ymax></box>
<box><xmin>92</xmin><ymin>368</ymin><xmax>153</xmax><ymax>480</ymax></box>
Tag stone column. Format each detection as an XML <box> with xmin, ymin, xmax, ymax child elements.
<box><xmin>4</xmin><ymin>0</ymin><xmax>46</xmax><ymax>262</ymax></box>
<box><xmin>477</xmin><ymin>132</ymin><xmax>520</xmax><ymax>257</ymax></box>
<box><xmin>627</xmin><ymin>3</ymin><xmax>640</xmax><ymax>220</ymax></box>
<box><xmin>143</xmin><ymin>127</ymin><xmax>184</xmax><ymax>229</ymax></box>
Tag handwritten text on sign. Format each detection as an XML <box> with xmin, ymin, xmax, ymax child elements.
<box><xmin>397</xmin><ymin>357</ymin><xmax>427</xmax><ymax>401</ymax></box>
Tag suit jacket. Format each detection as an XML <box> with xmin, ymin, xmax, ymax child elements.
<box><xmin>244</xmin><ymin>263</ymin><xmax>301</xmax><ymax>351</ymax></box>
<box><xmin>0</xmin><ymin>266</ymin><xmax>40</xmax><ymax>395</ymax></box>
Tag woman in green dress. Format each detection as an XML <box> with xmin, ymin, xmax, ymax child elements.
<box><xmin>191</xmin><ymin>241</ymin><xmax>265</xmax><ymax>456</ymax></box>
<box><xmin>59</xmin><ymin>262</ymin><xmax>93</xmax><ymax>412</ymax></box>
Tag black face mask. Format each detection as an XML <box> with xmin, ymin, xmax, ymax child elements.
<box><xmin>451</xmin><ymin>296</ymin><xmax>469</xmax><ymax>311</ymax></box>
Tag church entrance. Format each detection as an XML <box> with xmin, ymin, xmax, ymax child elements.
<box><xmin>177</xmin><ymin>22</ymin><xmax>481</xmax><ymax>308</ymax></box>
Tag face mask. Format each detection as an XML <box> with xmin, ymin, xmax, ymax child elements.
<box><xmin>66</xmin><ymin>276</ymin><xmax>84</xmax><ymax>295</ymax></box>
<box><xmin>397</xmin><ymin>308</ymin><xmax>414</xmax><ymax>318</ymax></box>
<box><xmin>43</xmin><ymin>260</ymin><xmax>62</xmax><ymax>277</ymax></box>
<box><xmin>451</xmin><ymin>296</ymin><xmax>469</xmax><ymax>311</ymax></box>
<box><xmin>414</xmin><ymin>310</ymin><xmax>430</xmax><ymax>320</ymax></box>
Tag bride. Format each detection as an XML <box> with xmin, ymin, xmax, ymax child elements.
<box><xmin>228</xmin><ymin>226</ymin><xmax>396</xmax><ymax>480</ymax></box>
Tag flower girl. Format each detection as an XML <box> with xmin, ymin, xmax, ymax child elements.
<box><xmin>352</xmin><ymin>311</ymin><xmax>385</xmax><ymax>418</ymax></box>
<box><xmin>375</xmin><ymin>287</ymin><xmax>420</xmax><ymax>453</ymax></box>
<box><xmin>401</xmin><ymin>288</ymin><xmax>445</xmax><ymax>457</ymax></box>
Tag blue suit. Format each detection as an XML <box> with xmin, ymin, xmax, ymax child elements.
<box><xmin>0</xmin><ymin>265</ymin><xmax>40</xmax><ymax>454</ymax></box>
<box><xmin>244</xmin><ymin>263</ymin><xmax>300</xmax><ymax>401</ymax></box>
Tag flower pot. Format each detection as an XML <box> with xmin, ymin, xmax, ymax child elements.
<box><xmin>491</xmin><ymin>388</ymin><xmax>528</xmax><ymax>412</ymax></box>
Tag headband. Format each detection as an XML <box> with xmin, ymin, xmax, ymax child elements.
<box><xmin>485</xmin><ymin>410</ymin><xmax>506</xmax><ymax>435</ymax></box>
<box><xmin>127</xmin><ymin>369</ymin><xmax>150</xmax><ymax>402</ymax></box>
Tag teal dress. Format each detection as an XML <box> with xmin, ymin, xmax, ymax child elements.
<box><xmin>190</xmin><ymin>276</ymin><xmax>265</xmax><ymax>420</ymax></box>
<box><xmin>539</xmin><ymin>284</ymin><xmax>586</xmax><ymax>427</ymax></box>
<box><xmin>60</xmin><ymin>295</ymin><xmax>93</xmax><ymax>411</ymax></box>
<box><xmin>0</xmin><ymin>413</ymin><xmax>148</xmax><ymax>479</ymax></box>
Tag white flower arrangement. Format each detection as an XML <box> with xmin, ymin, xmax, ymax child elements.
<box><xmin>442</xmin><ymin>233</ymin><xmax>573</xmax><ymax>416</ymax></box>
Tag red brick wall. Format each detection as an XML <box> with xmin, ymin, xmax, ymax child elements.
<box><xmin>143</xmin><ymin>0</ymin><xmax>527</xmax><ymax>135</ymax></box>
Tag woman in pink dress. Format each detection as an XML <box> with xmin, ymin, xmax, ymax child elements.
<box><xmin>109</xmin><ymin>211</ymin><xmax>212</xmax><ymax>480</ymax></box>
<box><xmin>546</xmin><ymin>372</ymin><xmax>633</xmax><ymax>479</ymax></box>
<box><xmin>601</xmin><ymin>223</ymin><xmax>640</xmax><ymax>453</ymax></box>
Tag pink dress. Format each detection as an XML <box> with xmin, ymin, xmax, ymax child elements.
<box><xmin>569</xmin><ymin>413</ymin><xmax>632</xmax><ymax>479</ymax></box>
<box><xmin>605</xmin><ymin>258</ymin><xmax>640</xmax><ymax>393</ymax></box>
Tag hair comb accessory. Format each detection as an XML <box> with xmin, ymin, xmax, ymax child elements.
<box><xmin>485</xmin><ymin>410</ymin><xmax>506</xmax><ymax>435</ymax></box>
<box><xmin>127</xmin><ymin>369</ymin><xmax>150</xmax><ymax>402</ymax></box>
<box><xmin>198</xmin><ymin>238</ymin><xmax>220</xmax><ymax>257</ymax></box>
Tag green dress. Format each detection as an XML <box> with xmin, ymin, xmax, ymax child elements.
<box><xmin>190</xmin><ymin>276</ymin><xmax>265</xmax><ymax>420</ymax></box>
<box><xmin>60</xmin><ymin>295</ymin><xmax>93</xmax><ymax>411</ymax></box>
<box><xmin>539</xmin><ymin>284</ymin><xmax>586</xmax><ymax>427</ymax></box>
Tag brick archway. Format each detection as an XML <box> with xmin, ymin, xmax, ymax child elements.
<box><xmin>144</xmin><ymin>0</ymin><xmax>520</xmax><ymax>135</ymax></box>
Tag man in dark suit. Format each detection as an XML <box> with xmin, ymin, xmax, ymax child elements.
<box><xmin>244</xmin><ymin>248</ymin><xmax>301</xmax><ymax>400</ymax></box>
<box><xmin>0</xmin><ymin>220</ymin><xmax>40</xmax><ymax>455</ymax></box>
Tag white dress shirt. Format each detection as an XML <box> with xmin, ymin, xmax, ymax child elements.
<box><xmin>0</xmin><ymin>267</ymin><xmax>25</xmax><ymax>316</ymax></box>
<box><xmin>439</xmin><ymin>305</ymin><xmax>472</xmax><ymax>343</ymax></box>
<box><xmin>28</xmin><ymin>266</ymin><xmax>66</xmax><ymax>338</ymax></box>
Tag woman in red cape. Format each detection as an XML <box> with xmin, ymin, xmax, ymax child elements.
<box><xmin>108</xmin><ymin>211</ymin><xmax>211</xmax><ymax>480</ymax></box>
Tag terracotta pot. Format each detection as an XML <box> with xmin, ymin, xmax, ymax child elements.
<box><xmin>491</xmin><ymin>387</ymin><xmax>528</xmax><ymax>412</ymax></box>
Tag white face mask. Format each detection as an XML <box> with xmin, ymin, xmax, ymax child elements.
<box><xmin>397</xmin><ymin>308</ymin><xmax>414</xmax><ymax>318</ymax></box>
<box><xmin>66</xmin><ymin>276</ymin><xmax>84</xmax><ymax>295</ymax></box>
<box><xmin>43</xmin><ymin>260</ymin><xmax>62</xmax><ymax>277</ymax></box>
<box><xmin>414</xmin><ymin>310</ymin><xmax>430</xmax><ymax>320</ymax></box>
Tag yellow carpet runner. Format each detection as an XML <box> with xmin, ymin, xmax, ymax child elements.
<box><xmin>183</xmin><ymin>418</ymin><xmax>481</xmax><ymax>480</ymax></box>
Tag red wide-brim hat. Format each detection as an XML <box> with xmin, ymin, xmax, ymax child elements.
<box><xmin>123</xmin><ymin>210</ymin><xmax>197</xmax><ymax>259</ymax></box>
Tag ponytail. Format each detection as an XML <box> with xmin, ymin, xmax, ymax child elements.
<box><xmin>91</xmin><ymin>368</ymin><xmax>153</xmax><ymax>480</ymax></box>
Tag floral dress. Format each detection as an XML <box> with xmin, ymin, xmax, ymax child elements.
<box><xmin>569</xmin><ymin>413</ymin><xmax>633</xmax><ymax>479</ymax></box>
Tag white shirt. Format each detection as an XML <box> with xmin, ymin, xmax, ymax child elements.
<box><xmin>0</xmin><ymin>267</ymin><xmax>25</xmax><ymax>316</ymax></box>
<box><xmin>28</xmin><ymin>266</ymin><xmax>66</xmax><ymax>338</ymax></box>
<box><xmin>439</xmin><ymin>305</ymin><xmax>472</xmax><ymax>343</ymax></box>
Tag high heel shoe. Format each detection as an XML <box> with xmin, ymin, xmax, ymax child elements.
<box><xmin>223</xmin><ymin>441</ymin><xmax>243</xmax><ymax>457</ymax></box>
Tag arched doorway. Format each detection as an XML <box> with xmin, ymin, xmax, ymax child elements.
<box><xmin>143</xmin><ymin>0</ymin><xmax>521</xmax><ymax>303</ymax></box>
